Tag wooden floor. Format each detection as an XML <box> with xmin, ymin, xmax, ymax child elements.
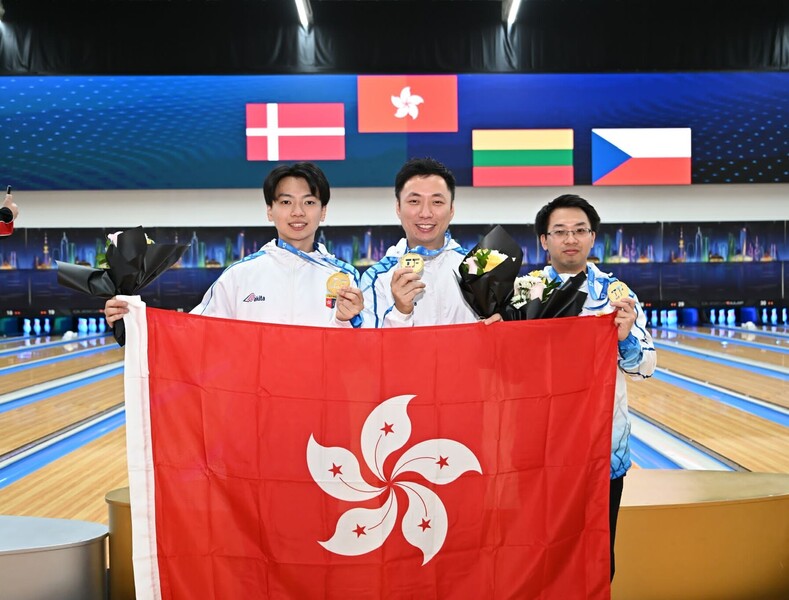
<box><xmin>656</xmin><ymin>326</ymin><xmax>789</xmax><ymax>368</ymax></box>
<box><xmin>0</xmin><ymin>336</ymin><xmax>126</xmax><ymax>523</ymax></box>
<box><xmin>0</xmin><ymin>376</ymin><xmax>123</xmax><ymax>454</ymax></box>
<box><xmin>0</xmin><ymin>323</ymin><xmax>787</xmax><ymax>525</ymax></box>
<box><xmin>0</xmin><ymin>343</ymin><xmax>123</xmax><ymax>395</ymax></box>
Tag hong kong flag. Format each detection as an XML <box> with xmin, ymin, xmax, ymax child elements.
<box><xmin>357</xmin><ymin>75</ymin><xmax>458</xmax><ymax>133</ymax></box>
<box><xmin>246</xmin><ymin>103</ymin><xmax>346</xmax><ymax>161</ymax></box>
<box><xmin>123</xmin><ymin>298</ymin><xmax>616</xmax><ymax>599</ymax></box>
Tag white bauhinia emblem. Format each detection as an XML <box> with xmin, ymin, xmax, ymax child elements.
<box><xmin>391</xmin><ymin>87</ymin><xmax>424</xmax><ymax>120</ymax></box>
<box><xmin>306</xmin><ymin>394</ymin><xmax>482</xmax><ymax>565</ymax></box>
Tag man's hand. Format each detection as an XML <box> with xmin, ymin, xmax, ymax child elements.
<box><xmin>335</xmin><ymin>287</ymin><xmax>364</xmax><ymax>322</ymax></box>
<box><xmin>391</xmin><ymin>267</ymin><xmax>426</xmax><ymax>315</ymax></box>
<box><xmin>104</xmin><ymin>297</ymin><xmax>129</xmax><ymax>327</ymax></box>
<box><xmin>482</xmin><ymin>313</ymin><xmax>502</xmax><ymax>324</ymax></box>
<box><xmin>2</xmin><ymin>193</ymin><xmax>18</xmax><ymax>221</ymax></box>
<box><xmin>611</xmin><ymin>297</ymin><xmax>637</xmax><ymax>341</ymax></box>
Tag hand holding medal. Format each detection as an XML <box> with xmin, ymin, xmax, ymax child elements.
<box><xmin>326</xmin><ymin>272</ymin><xmax>363</xmax><ymax>322</ymax></box>
<box><xmin>608</xmin><ymin>281</ymin><xmax>637</xmax><ymax>341</ymax></box>
<box><xmin>391</xmin><ymin>253</ymin><xmax>427</xmax><ymax>315</ymax></box>
<box><xmin>326</xmin><ymin>272</ymin><xmax>350</xmax><ymax>306</ymax></box>
<box><xmin>607</xmin><ymin>281</ymin><xmax>630</xmax><ymax>303</ymax></box>
<box><xmin>399</xmin><ymin>252</ymin><xmax>425</xmax><ymax>276</ymax></box>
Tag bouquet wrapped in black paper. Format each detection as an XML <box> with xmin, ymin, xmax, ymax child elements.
<box><xmin>57</xmin><ymin>227</ymin><xmax>189</xmax><ymax>345</ymax></box>
<box><xmin>502</xmin><ymin>269</ymin><xmax>588</xmax><ymax>321</ymax></box>
<box><xmin>457</xmin><ymin>225</ymin><xmax>523</xmax><ymax>319</ymax></box>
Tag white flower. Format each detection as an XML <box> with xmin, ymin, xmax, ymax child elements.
<box><xmin>463</xmin><ymin>256</ymin><xmax>481</xmax><ymax>274</ymax></box>
<box><xmin>512</xmin><ymin>270</ymin><xmax>554</xmax><ymax>308</ymax></box>
<box><xmin>107</xmin><ymin>231</ymin><xmax>124</xmax><ymax>247</ymax></box>
<box><xmin>107</xmin><ymin>230</ymin><xmax>155</xmax><ymax>247</ymax></box>
<box><xmin>307</xmin><ymin>394</ymin><xmax>482</xmax><ymax>565</ymax></box>
<box><xmin>528</xmin><ymin>280</ymin><xmax>546</xmax><ymax>301</ymax></box>
<box><xmin>391</xmin><ymin>87</ymin><xmax>424</xmax><ymax>120</ymax></box>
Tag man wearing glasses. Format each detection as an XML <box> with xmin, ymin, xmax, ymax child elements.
<box><xmin>535</xmin><ymin>193</ymin><xmax>656</xmax><ymax>581</ymax></box>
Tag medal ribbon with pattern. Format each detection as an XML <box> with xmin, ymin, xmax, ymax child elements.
<box><xmin>276</xmin><ymin>239</ymin><xmax>353</xmax><ymax>309</ymax></box>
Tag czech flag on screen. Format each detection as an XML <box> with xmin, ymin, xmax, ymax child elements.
<box><xmin>591</xmin><ymin>128</ymin><xmax>691</xmax><ymax>185</ymax></box>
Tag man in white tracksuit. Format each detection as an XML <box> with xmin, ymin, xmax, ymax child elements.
<box><xmin>533</xmin><ymin>194</ymin><xmax>656</xmax><ymax>581</ymax></box>
<box><xmin>105</xmin><ymin>163</ymin><xmax>363</xmax><ymax>330</ymax></box>
<box><xmin>361</xmin><ymin>157</ymin><xmax>478</xmax><ymax>328</ymax></box>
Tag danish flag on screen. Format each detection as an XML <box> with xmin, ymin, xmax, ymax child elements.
<box><xmin>357</xmin><ymin>75</ymin><xmax>458</xmax><ymax>133</ymax></box>
<box><xmin>246</xmin><ymin>103</ymin><xmax>346</xmax><ymax>161</ymax></box>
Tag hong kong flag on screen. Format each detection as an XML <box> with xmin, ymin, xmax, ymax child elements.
<box><xmin>123</xmin><ymin>299</ymin><xmax>616</xmax><ymax>599</ymax></box>
<box><xmin>246</xmin><ymin>103</ymin><xmax>346</xmax><ymax>161</ymax></box>
<box><xmin>357</xmin><ymin>75</ymin><xmax>458</xmax><ymax>133</ymax></box>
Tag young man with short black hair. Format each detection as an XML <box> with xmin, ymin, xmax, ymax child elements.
<box><xmin>105</xmin><ymin>163</ymin><xmax>363</xmax><ymax>328</ymax></box>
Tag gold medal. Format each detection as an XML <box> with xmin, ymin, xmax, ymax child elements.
<box><xmin>326</xmin><ymin>272</ymin><xmax>351</xmax><ymax>297</ymax></box>
<box><xmin>607</xmin><ymin>281</ymin><xmax>631</xmax><ymax>303</ymax></box>
<box><xmin>399</xmin><ymin>253</ymin><xmax>424</xmax><ymax>274</ymax></box>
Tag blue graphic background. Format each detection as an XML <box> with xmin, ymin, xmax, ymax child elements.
<box><xmin>0</xmin><ymin>72</ymin><xmax>786</xmax><ymax>190</ymax></box>
<box><xmin>1</xmin><ymin>220</ymin><xmax>784</xmax><ymax>314</ymax></box>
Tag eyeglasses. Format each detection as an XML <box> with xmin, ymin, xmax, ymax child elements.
<box><xmin>545</xmin><ymin>227</ymin><xmax>593</xmax><ymax>240</ymax></box>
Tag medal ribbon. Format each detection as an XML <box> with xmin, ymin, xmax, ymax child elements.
<box><xmin>404</xmin><ymin>231</ymin><xmax>453</xmax><ymax>258</ymax></box>
<box><xmin>544</xmin><ymin>263</ymin><xmax>608</xmax><ymax>301</ymax></box>
<box><xmin>276</xmin><ymin>239</ymin><xmax>362</xmax><ymax>328</ymax></box>
<box><xmin>276</xmin><ymin>239</ymin><xmax>348</xmax><ymax>275</ymax></box>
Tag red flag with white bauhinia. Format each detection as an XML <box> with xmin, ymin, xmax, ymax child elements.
<box><xmin>123</xmin><ymin>298</ymin><xmax>616</xmax><ymax>599</ymax></box>
<box><xmin>357</xmin><ymin>75</ymin><xmax>458</xmax><ymax>133</ymax></box>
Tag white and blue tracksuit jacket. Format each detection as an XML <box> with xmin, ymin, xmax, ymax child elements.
<box><xmin>192</xmin><ymin>239</ymin><xmax>362</xmax><ymax>328</ymax></box>
<box><xmin>544</xmin><ymin>262</ymin><xmax>656</xmax><ymax>479</ymax></box>
<box><xmin>360</xmin><ymin>234</ymin><xmax>478</xmax><ymax>328</ymax></box>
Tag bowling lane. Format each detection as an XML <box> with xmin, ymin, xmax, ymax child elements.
<box><xmin>656</xmin><ymin>347</ymin><xmax>788</xmax><ymax>409</ymax></box>
<box><xmin>0</xmin><ymin>332</ymin><xmax>110</xmax><ymax>352</ymax></box>
<box><xmin>652</xmin><ymin>329</ymin><xmax>789</xmax><ymax>369</ymax></box>
<box><xmin>689</xmin><ymin>325</ymin><xmax>789</xmax><ymax>347</ymax></box>
<box><xmin>626</xmin><ymin>379</ymin><xmax>789</xmax><ymax>473</ymax></box>
<box><xmin>0</xmin><ymin>335</ymin><xmax>56</xmax><ymax>351</ymax></box>
<box><xmin>0</xmin><ymin>426</ymin><xmax>128</xmax><ymax>524</ymax></box>
<box><xmin>0</xmin><ymin>375</ymin><xmax>124</xmax><ymax>455</ymax></box>
<box><xmin>0</xmin><ymin>335</ymin><xmax>115</xmax><ymax>368</ymax></box>
<box><xmin>0</xmin><ymin>346</ymin><xmax>124</xmax><ymax>395</ymax></box>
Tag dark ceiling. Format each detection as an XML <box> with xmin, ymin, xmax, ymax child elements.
<box><xmin>0</xmin><ymin>0</ymin><xmax>786</xmax><ymax>74</ymax></box>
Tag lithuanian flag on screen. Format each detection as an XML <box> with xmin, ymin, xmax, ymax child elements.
<box><xmin>472</xmin><ymin>129</ymin><xmax>574</xmax><ymax>187</ymax></box>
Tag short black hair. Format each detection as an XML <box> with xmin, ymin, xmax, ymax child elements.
<box><xmin>534</xmin><ymin>194</ymin><xmax>601</xmax><ymax>237</ymax></box>
<box><xmin>263</xmin><ymin>162</ymin><xmax>331</xmax><ymax>207</ymax></box>
<box><xmin>394</xmin><ymin>157</ymin><xmax>456</xmax><ymax>203</ymax></box>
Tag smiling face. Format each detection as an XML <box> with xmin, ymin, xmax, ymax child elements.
<box><xmin>395</xmin><ymin>174</ymin><xmax>454</xmax><ymax>250</ymax></box>
<box><xmin>540</xmin><ymin>207</ymin><xmax>596</xmax><ymax>274</ymax></box>
<box><xmin>266</xmin><ymin>176</ymin><xmax>327</xmax><ymax>251</ymax></box>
